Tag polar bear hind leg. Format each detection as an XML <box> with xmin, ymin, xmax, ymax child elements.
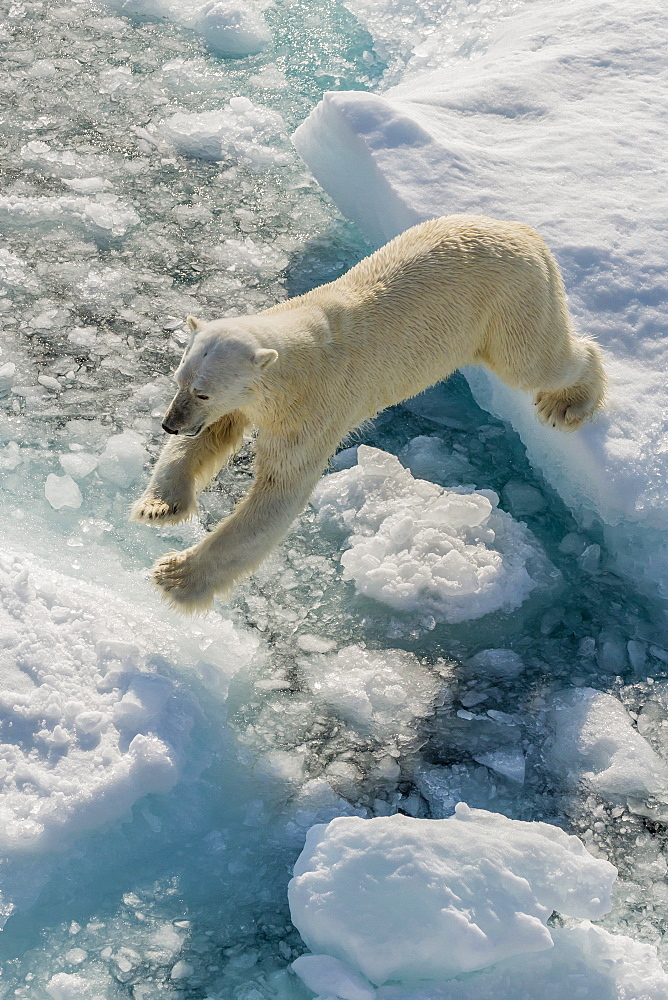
<box><xmin>533</xmin><ymin>340</ymin><xmax>606</xmax><ymax>431</ymax></box>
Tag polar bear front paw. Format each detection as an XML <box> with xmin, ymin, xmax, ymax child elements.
<box><xmin>152</xmin><ymin>548</ymin><xmax>217</xmax><ymax>614</ymax></box>
<box><xmin>130</xmin><ymin>491</ymin><xmax>198</xmax><ymax>525</ymax></box>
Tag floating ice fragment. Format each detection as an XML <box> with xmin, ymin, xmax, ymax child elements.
<box><xmin>375</xmin><ymin>921</ymin><xmax>668</xmax><ymax>999</ymax></box>
<box><xmin>301</xmin><ymin>644</ymin><xmax>441</xmax><ymax>745</ymax></box>
<box><xmin>0</xmin><ymin>249</ymin><xmax>37</xmax><ymax>291</ymax></box>
<box><xmin>465</xmin><ymin>648</ymin><xmax>524</xmax><ymax>677</ymax></box>
<box><xmin>38</xmin><ymin>375</ymin><xmax>62</xmax><ymax>391</ymax></box>
<box><xmin>97</xmin><ymin>431</ymin><xmax>148</xmax><ymax>488</ymax></box>
<box><xmin>45</xmin><ymin>473</ymin><xmax>83</xmax><ymax>510</ymax></box>
<box><xmin>196</xmin><ymin>1</ymin><xmax>272</xmax><ymax>57</ymax></box>
<box><xmin>401</xmin><ymin>434</ymin><xmax>476</xmax><ymax>486</ymax></box>
<box><xmin>46</xmin><ymin>973</ymin><xmax>96</xmax><ymax>1000</ymax></box>
<box><xmin>289</xmin><ymin>808</ymin><xmax>616</xmax><ymax>985</ymax></box>
<box><xmin>502</xmin><ymin>480</ymin><xmax>546</xmax><ymax>517</ymax></box>
<box><xmin>296</xmin><ymin>633</ymin><xmax>337</xmax><ymax>653</ymax></box>
<box><xmin>59</xmin><ymin>452</ymin><xmax>98</xmax><ymax>480</ymax></box>
<box><xmin>62</xmin><ymin>177</ymin><xmax>114</xmax><ymax>194</ymax></box>
<box><xmin>546</xmin><ymin>688</ymin><xmax>668</xmax><ymax>820</ymax></box>
<box><xmin>0</xmin><ymin>441</ymin><xmax>21</xmax><ymax>470</ymax></box>
<box><xmin>99</xmin><ymin>65</ymin><xmax>135</xmax><ymax>93</ymax></box>
<box><xmin>0</xmin><ymin>194</ymin><xmax>139</xmax><ymax>238</ymax></box>
<box><xmin>314</xmin><ymin>446</ymin><xmax>556</xmax><ymax>623</ymax></box>
<box><xmin>161</xmin><ymin>101</ymin><xmax>287</xmax><ymax>168</ymax></box>
<box><xmin>0</xmin><ymin>362</ymin><xmax>16</xmax><ymax>395</ymax></box>
<box><xmin>170</xmin><ymin>959</ymin><xmax>194</xmax><ymax>980</ymax></box>
<box><xmin>472</xmin><ymin>748</ymin><xmax>525</xmax><ymax>784</ymax></box>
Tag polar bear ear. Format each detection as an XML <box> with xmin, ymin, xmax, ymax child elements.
<box><xmin>186</xmin><ymin>315</ymin><xmax>204</xmax><ymax>333</ymax></box>
<box><xmin>254</xmin><ymin>348</ymin><xmax>278</xmax><ymax>369</ymax></box>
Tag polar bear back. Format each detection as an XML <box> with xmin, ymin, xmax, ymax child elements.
<box><xmin>266</xmin><ymin>215</ymin><xmax>584</xmax><ymax>418</ymax></box>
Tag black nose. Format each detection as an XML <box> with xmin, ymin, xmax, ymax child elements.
<box><xmin>162</xmin><ymin>422</ymin><xmax>179</xmax><ymax>435</ymax></box>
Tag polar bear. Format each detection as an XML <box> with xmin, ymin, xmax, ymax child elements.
<box><xmin>131</xmin><ymin>215</ymin><xmax>605</xmax><ymax>612</ymax></box>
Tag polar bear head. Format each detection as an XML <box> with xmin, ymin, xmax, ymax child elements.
<box><xmin>162</xmin><ymin>316</ymin><xmax>278</xmax><ymax>437</ymax></box>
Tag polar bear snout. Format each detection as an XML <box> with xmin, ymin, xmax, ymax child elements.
<box><xmin>162</xmin><ymin>390</ymin><xmax>206</xmax><ymax>437</ymax></box>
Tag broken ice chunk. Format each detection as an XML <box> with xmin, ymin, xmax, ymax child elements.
<box><xmin>97</xmin><ymin>432</ymin><xmax>148</xmax><ymax>488</ymax></box>
<box><xmin>44</xmin><ymin>474</ymin><xmax>83</xmax><ymax>510</ymax></box>
<box><xmin>292</xmin><ymin>954</ymin><xmax>375</xmax><ymax>1000</ymax></box>
<box><xmin>161</xmin><ymin>100</ymin><xmax>287</xmax><ymax>168</ymax></box>
<box><xmin>0</xmin><ymin>362</ymin><xmax>16</xmax><ymax>395</ymax></box>
<box><xmin>288</xmin><ymin>808</ymin><xmax>616</xmax><ymax>985</ymax></box>
<box><xmin>314</xmin><ymin>446</ymin><xmax>556</xmax><ymax>623</ymax></box>
<box><xmin>546</xmin><ymin>687</ymin><xmax>668</xmax><ymax>820</ymax></box>
<box><xmin>59</xmin><ymin>452</ymin><xmax>98</xmax><ymax>480</ymax></box>
<box><xmin>196</xmin><ymin>1</ymin><xmax>272</xmax><ymax>57</ymax></box>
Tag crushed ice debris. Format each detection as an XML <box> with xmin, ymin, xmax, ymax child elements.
<box><xmin>0</xmin><ymin>194</ymin><xmax>140</xmax><ymax>239</ymax></box>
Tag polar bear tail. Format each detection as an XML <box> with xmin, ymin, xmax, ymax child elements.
<box><xmin>533</xmin><ymin>338</ymin><xmax>606</xmax><ymax>431</ymax></box>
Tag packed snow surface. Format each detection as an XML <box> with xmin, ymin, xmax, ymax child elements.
<box><xmin>314</xmin><ymin>446</ymin><xmax>555</xmax><ymax>622</ymax></box>
<box><xmin>294</xmin><ymin>0</ymin><xmax>668</xmax><ymax>596</ymax></box>
<box><xmin>288</xmin><ymin>805</ymin><xmax>617</xmax><ymax>985</ymax></box>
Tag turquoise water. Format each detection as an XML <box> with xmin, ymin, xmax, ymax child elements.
<box><xmin>1</xmin><ymin>1</ymin><xmax>667</xmax><ymax>996</ymax></box>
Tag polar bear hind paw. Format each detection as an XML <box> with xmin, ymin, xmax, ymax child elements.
<box><xmin>534</xmin><ymin>387</ymin><xmax>601</xmax><ymax>431</ymax></box>
<box><xmin>130</xmin><ymin>493</ymin><xmax>197</xmax><ymax>525</ymax></box>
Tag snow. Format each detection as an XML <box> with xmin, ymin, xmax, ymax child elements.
<box><xmin>288</xmin><ymin>805</ymin><xmax>617</xmax><ymax>985</ymax></box>
<box><xmin>546</xmin><ymin>688</ymin><xmax>668</xmax><ymax>821</ymax></box>
<box><xmin>314</xmin><ymin>446</ymin><xmax>556</xmax><ymax>622</ymax></box>
<box><xmin>0</xmin><ymin>543</ymin><xmax>258</xmax><ymax>923</ymax></box>
<box><xmin>293</xmin><ymin>0</ymin><xmax>668</xmax><ymax>597</ymax></box>
<box><xmin>376</xmin><ymin>922</ymin><xmax>668</xmax><ymax>1000</ymax></box>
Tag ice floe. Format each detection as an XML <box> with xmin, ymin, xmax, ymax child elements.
<box><xmin>314</xmin><ymin>445</ymin><xmax>557</xmax><ymax>622</ymax></box>
<box><xmin>289</xmin><ymin>805</ymin><xmax>617</xmax><ymax>984</ymax></box>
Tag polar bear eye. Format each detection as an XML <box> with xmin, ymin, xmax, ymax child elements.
<box><xmin>195</xmin><ymin>394</ymin><xmax>209</xmax><ymax>400</ymax></box>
